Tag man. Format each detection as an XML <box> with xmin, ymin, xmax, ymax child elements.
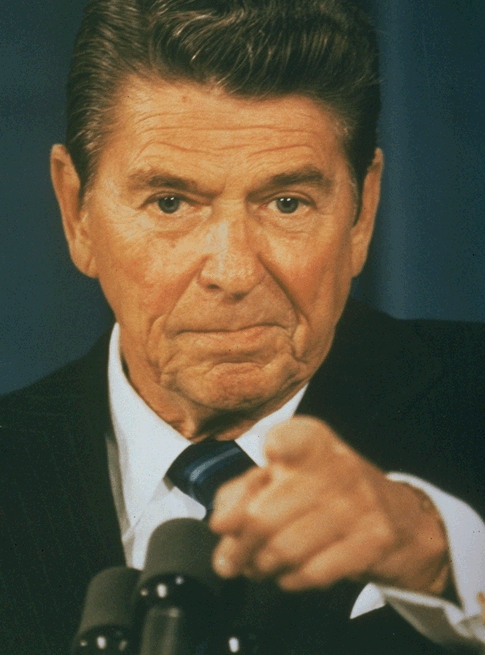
<box><xmin>0</xmin><ymin>0</ymin><xmax>484</xmax><ymax>653</ymax></box>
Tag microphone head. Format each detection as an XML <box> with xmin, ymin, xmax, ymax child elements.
<box><xmin>138</xmin><ymin>519</ymin><xmax>223</xmax><ymax>597</ymax></box>
<box><xmin>76</xmin><ymin>566</ymin><xmax>140</xmax><ymax>637</ymax></box>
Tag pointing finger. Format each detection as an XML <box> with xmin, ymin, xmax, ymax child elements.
<box><xmin>264</xmin><ymin>416</ymin><xmax>340</xmax><ymax>466</ymax></box>
<box><xmin>210</xmin><ymin>465</ymin><xmax>269</xmax><ymax>534</ymax></box>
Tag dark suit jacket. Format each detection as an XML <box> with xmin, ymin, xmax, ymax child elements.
<box><xmin>1</xmin><ymin>300</ymin><xmax>484</xmax><ymax>655</ymax></box>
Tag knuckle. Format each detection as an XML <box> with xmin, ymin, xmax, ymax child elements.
<box><xmin>368</xmin><ymin>516</ymin><xmax>394</xmax><ymax>551</ymax></box>
<box><xmin>244</xmin><ymin>500</ymin><xmax>269</xmax><ymax>534</ymax></box>
<box><xmin>216</xmin><ymin>476</ymin><xmax>243</xmax><ymax>502</ymax></box>
<box><xmin>332</xmin><ymin>495</ymin><xmax>354</xmax><ymax>521</ymax></box>
<box><xmin>212</xmin><ymin>485</ymin><xmax>230</xmax><ymax>509</ymax></box>
<box><xmin>270</xmin><ymin>540</ymin><xmax>301</xmax><ymax>567</ymax></box>
<box><xmin>358</xmin><ymin>480</ymin><xmax>378</xmax><ymax>505</ymax></box>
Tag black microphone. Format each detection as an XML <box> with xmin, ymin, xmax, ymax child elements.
<box><xmin>71</xmin><ymin>566</ymin><xmax>140</xmax><ymax>655</ymax></box>
<box><xmin>134</xmin><ymin>519</ymin><xmax>225</xmax><ymax>655</ymax></box>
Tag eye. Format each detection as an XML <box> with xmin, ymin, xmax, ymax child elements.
<box><xmin>275</xmin><ymin>197</ymin><xmax>301</xmax><ymax>214</ymax></box>
<box><xmin>157</xmin><ymin>196</ymin><xmax>181</xmax><ymax>214</ymax></box>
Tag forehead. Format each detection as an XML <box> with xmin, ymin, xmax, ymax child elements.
<box><xmin>96</xmin><ymin>76</ymin><xmax>348</xmax><ymax>185</ymax></box>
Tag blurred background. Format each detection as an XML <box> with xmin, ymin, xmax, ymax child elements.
<box><xmin>1</xmin><ymin>0</ymin><xmax>484</xmax><ymax>394</ymax></box>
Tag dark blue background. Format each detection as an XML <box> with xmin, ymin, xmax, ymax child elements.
<box><xmin>1</xmin><ymin>1</ymin><xmax>484</xmax><ymax>395</ymax></box>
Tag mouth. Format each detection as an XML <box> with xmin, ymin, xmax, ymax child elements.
<box><xmin>190</xmin><ymin>324</ymin><xmax>276</xmax><ymax>335</ymax></box>
<box><xmin>177</xmin><ymin>324</ymin><xmax>284</xmax><ymax>350</ymax></box>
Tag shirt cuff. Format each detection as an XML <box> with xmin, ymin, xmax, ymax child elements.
<box><xmin>350</xmin><ymin>473</ymin><xmax>485</xmax><ymax>648</ymax></box>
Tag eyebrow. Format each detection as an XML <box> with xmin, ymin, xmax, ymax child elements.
<box><xmin>126</xmin><ymin>164</ymin><xmax>333</xmax><ymax>197</ymax></box>
<box><xmin>258</xmin><ymin>166</ymin><xmax>334</xmax><ymax>195</ymax></box>
<box><xmin>127</xmin><ymin>170</ymin><xmax>202</xmax><ymax>195</ymax></box>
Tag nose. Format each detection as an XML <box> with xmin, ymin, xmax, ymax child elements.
<box><xmin>198</xmin><ymin>210</ymin><xmax>265</xmax><ymax>300</ymax></box>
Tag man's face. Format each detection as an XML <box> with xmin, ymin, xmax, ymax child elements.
<box><xmin>55</xmin><ymin>78</ymin><xmax>381</xmax><ymax>430</ymax></box>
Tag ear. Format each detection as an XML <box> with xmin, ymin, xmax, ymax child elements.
<box><xmin>350</xmin><ymin>148</ymin><xmax>383</xmax><ymax>277</ymax></box>
<box><xmin>50</xmin><ymin>145</ymin><xmax>98</xmax><ymax>278</ymax></box>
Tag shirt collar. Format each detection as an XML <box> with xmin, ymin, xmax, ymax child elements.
<box><xmin>108</xmin><ymin>324</ymin><xmax>306</xmax><ymax>525</ymax></box>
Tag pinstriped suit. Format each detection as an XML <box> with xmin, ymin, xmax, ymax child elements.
<box><xmin>1</xmin><ymin>300</ymin><xmax>483</xmax><ymax>654</ymax></box>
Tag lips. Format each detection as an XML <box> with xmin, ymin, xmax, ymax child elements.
<box><xmin>176</xmin><ymin>324</ymin><xmax>285</xmax><ymax>351</ymax></box>
<box><xmin>183</xmin><ymin>324</ymin><xmax>278</xmax><ymax>334</ymax></box>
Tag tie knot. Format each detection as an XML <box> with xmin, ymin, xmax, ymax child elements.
<box><xmin>166</xmin><ymin>440</ymin><xmax>255</xmax><ymax>517</ymax></box>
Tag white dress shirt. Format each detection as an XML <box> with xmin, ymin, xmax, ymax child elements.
<box><xmin>106</xmin><ymin>324</ymin><xmax>485</xmax><ymax>651</ymax></box>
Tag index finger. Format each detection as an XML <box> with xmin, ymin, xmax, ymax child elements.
<box><xmin>264</xmin><ymin>416</ymin><xmax>344</xmax><ymax>466</ymax></box>
<box><xmin>210</xmin><ymin>465</ymin><xmax>270</xmax><ymax>534</ymax></box>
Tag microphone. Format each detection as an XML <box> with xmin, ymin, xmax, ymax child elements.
<box><xmin>71</xmin><ymin>566</ymin><xmax>140</xmax><ymax>654</ymax></box>
<box><xmin>134</xmin><ymin>519</ymin><xmax>225</xmax><ymax>655</ymax></box>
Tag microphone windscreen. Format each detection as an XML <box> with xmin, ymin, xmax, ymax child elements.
<box><xmin>76</xmin><ymin>566</ymin><xmax>140</xmax><ymax>636</ymax></box>
<box><xmin>139</xmin><ymin>519</ymin><xmax>223</xmax><ymax>596</ymax></box>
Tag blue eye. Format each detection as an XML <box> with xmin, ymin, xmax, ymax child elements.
<box><xmin>276</xmin><ymin>197</ymin><xmax>300</xmax><ymax>213</ymax></box>
<box><xmin>157</xmin><ymin>196</ymin><xmax>180</xmax><ymax>213</ymax></box>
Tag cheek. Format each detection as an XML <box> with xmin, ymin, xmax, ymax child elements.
<box><xmin>271</xmin><ymin>231</ymin><xmax>353</xmax><ymax>317</ymax></box>
<box><xmin>267</xmin><ymin>229</ymin><xmax>354</xmax><ymax>362</ymax></box>
<box><xmin>89</xmin><ymin>213</ymin><xmax>195</xmax><ymax>329</ymax></box>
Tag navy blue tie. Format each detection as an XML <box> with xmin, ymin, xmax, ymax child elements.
<box><xmin>166</xmin><ymin>440</ymin><xmax>256</xmax><ymax>517</ymax></box>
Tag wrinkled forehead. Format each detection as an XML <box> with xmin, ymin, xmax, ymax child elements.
<box><xmin>97</xmin><ymin>74</ymin><xmax>349</xmax><ymax>176</ymax></box>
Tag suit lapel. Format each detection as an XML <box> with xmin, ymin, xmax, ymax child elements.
<box><xmin>59</xmin><ymin>331</ymin><xmax>126</xmax><ymax>573</ymax></box>
<box><xmin>296</xmin><ymin>299</ymin><xmax>444</xmax><ymax>468</ymax></box>
<box><xmin>0</xmin><ymin>331</ymin><xmax>125</xmax><ymax>652</ymax></box>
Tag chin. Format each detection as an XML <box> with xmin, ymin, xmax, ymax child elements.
<box><xmin>177</xmin><ymin>360</ymin><xmax>300</xmax><ymax>412</ymax></box>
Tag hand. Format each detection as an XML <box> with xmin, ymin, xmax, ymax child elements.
<box><xmin>210</xmin><ymin>416</ymin><xmax>450</xmax><ymax>594</ymax></box>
